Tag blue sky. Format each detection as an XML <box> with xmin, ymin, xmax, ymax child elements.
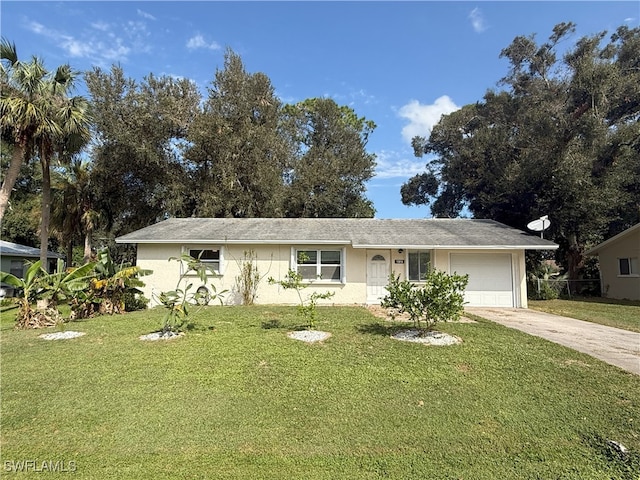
<box><xmin>2</xmin><ymin>1</ymin><xmax>638</xmax><ymax>219</ymax></box>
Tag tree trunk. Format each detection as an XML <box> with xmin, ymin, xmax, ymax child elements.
<box><xmin>566</xmin><ymin>232</ymin><xmax>585</xmax><ymax>291</ymax></box>
<box><xmin>39</xmin><ymin>155</ymin><xmax>52</xmax><ymax>268</ymax></box>
<box><xmin>66</xmin><ymin>239</ymin><xmax>73</xmax><ymax>268</ymax></box>
<box><xmin>0</xmin><ymin>145</ymin><xmax>25</xmax><ymax>222</ymax></box>
<box><xmin>83</xmin><ymin>227</ymin><xmax>93</xmax><ymax>264</ymax></box>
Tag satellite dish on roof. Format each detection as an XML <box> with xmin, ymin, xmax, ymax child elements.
<box><xmin>527</xmin><ymin>215</ymin><xmax>551</xmax><ymax>238</ymax></box>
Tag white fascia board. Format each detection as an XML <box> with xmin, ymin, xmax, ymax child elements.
<box><xmin>116</xmin><ymin>238</ymin><xmax>558</xmax><ymax>250</ymax></box>
<box><xmin>351</xmin><ymin>244</ymin><xmax>558</xmax><ymax>250</ymax></box>
<box><xmin>115</xmin><ymin>238</ymin><xmax>350</xmax><ymax>245</ymax></box>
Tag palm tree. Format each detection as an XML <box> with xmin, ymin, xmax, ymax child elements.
<box><xmin>51</xmin><ymin>165</ymin><xmax>82</xmax><ymax>266</ymax></box>
<box><xmin>37</xmin><ymin>67</ymin><xmax>91</xmax><ymax>266</ymax></box>
<box><xmin>0</xmin><ymin>39</ymin><xmax>46</xmax><ymax>220</ymax></box>
<box><xmin>52</xmin><ymin>159</ymin><xmax>100</xmax><ymax>265</ymax></box>
<box><xmin>0</xmin><ymin>39</ymin><xmax>91</xmax><ymax>265</ymax></box>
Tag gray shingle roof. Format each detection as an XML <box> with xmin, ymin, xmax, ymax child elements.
<box><xmin>115</xmin><ymin>218</ymin><xmax>557</xmax><ymax>250</ymax></box>
<box><xmin>0</xmin><ymin>240</ymin><xmax>64</xmax><ymax>258</ymax></box>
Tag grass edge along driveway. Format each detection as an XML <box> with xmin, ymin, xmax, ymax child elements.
<box><xmin>529</xmin><ymin>297</ymin><xmax>640</xmax><ymax>333</ymax></box>
<box><xmin>1</xmin><ymin>305</ymin><xmax>639</xmax><ymax>479</ymax></box>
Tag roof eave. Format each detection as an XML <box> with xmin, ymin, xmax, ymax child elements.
<box><xmin>115</xmin><ymin>238</ymin><xmax>350</xmax><ymax>245</ymax></box>
<box><xmin>116</xmin><ymin>238</ymin><xmax>558</xmax><ymax>250</ymax></box>
<box><xmin>0</xmin><ymin>252</ymin><xmax>64</xmax><ymax>258</ymax></box>
<box><xmin>352</xmin><ymin>244</ymin><xmax>558</xmax><ymax>250</ymax></box>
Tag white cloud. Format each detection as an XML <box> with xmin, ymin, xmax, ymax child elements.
<box><xmin>137</xmin><ymin>9</ymin><xmax>156</xmax><ymax>21</ymax></box>
<box><xmin>186</xmin><ymin>34</ymin><xmax>221</xmax><ymax>51</ymax></box>
<box><xmin>468</xmin><ymin>7</ymin><xmax>487</xmax><ymax>33</ymax></box>
<box><xmin>60</xmin><ymin>36</ymin><xmax>96</xmax><ymax>58</ymax></box>
<box><xmin>373</xmin><ymin>150</ymin><xmax>426</xmax><ymax>179</ymax></box>
<box><xmin>351</xmin><ymin>88</ymin><xmax>376</xmax><ymax>105</ymax></box>
<box><xmin>26</xmin><ymin>20</ymin><xmax>46</xmax><ymax>35</ymax></box>
<box><xmin>398</xmin><ymin>95</ymin><xmax>459</xmax><ymax>144</ymax></box>
<box><xmin>91</xmin><ymin>21</ymin><xmax>110</xmax><ymax>32</ymax></box>
<box><xmin>323</xmin><ymin>88</ymin><xmax>376</xmax><ymax>107</ymax></box>
<box><xmin>127</xmin><ymin>20</ymin><xmax>149</xmax><ymax>36</ymax></box>
<box><xmin>24</xmin><ymin>16</ymin><xmax>150</xmax><ymax>67</ymax></box>
<box><xmin>100</xmin><ymin>41</ymin><xmax>131</xmax><ymax>61</ymax></box>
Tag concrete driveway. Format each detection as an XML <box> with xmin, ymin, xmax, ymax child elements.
<box><xmin>466</xmin><ymin>308</ymin><xmax>640</xmax><ymax>376</ymax></box>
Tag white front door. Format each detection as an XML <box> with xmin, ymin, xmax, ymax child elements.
<box><xmin>367</xmin><ymin>250</ymin><xmax>390</xmax><ymax>304</ymax></box>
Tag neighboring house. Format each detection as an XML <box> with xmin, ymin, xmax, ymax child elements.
<box><xmin>115</xmin><ymin>218</ymin><xmax>558</xmax><ymax>308</ymax></box>
<box><xmin>586</xmin><ymin>223</ymin><xmax>640</xmax><ymax>301</ymax></box>
<box><xmin>0</xmin><ymin>240</ymin><xmax>65</xmax><ymax>296</ymax></box>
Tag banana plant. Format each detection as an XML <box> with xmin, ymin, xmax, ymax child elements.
<box><xmin>0</xmin><ymin>261</ymin><xmax>53</xmax><ymax>328</ymax></box>
<box><xmin>40</xmin><ymin>259</ymin><xmax>97</xmax><ymax>305</ymax></box>
<box><xmin>1</xmin><ymin>260</ymin><xmax>46</xmax><ymax>305</ymax></box>
<box><xmin>83</xmin><ymin>248</ymin><xmax>151</xmax><ymax>316</ymax></box>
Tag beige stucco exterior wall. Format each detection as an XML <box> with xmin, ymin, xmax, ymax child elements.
<box><xmin>136</xmin><ymin>244</ymin><xmax>529</xmax><ymax>307</ymax></box>
<box><xmin>596</xmin><ymin>230</ymin><xmax>640</xmax><ymax>300</ymax></box>
<box><xmin>137</xmin><ymin>243</ymin><xmax>369</xmax><ymax>306</ymax></box>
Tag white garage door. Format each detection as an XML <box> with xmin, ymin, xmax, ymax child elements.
<box><xmin>450</xmin><ymin>253</ymin><xmax>514</xmax><ymax>307</ymax></box>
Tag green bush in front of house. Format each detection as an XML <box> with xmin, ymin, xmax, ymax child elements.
<box><xmin>382</xmin><ymin>269</ymin><xmax>469</xmax><ymax>330</ymax></box>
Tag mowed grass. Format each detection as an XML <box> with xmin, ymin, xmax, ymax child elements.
<box><xmin>1</xmin><ymin>306</ymin><xmax>639</xmax><ymax>479</ymax></box>
<box><xmin>529</xmin><ymin>297</ymin><xmax>640</xmax><ymax>333</ymax></box>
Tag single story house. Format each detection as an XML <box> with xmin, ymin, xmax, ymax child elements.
<box><xmin>115</xmin><ymin>218</ymin><xmax>558</xmax><ymax>308</ymax></box>
<box><xmin>0</xmin><ymin>240</ymin><xmax>65</xmax><ymax>297</ymax></box>
<box><xmin>585</xmin><ymin>223</ymin><xmax>640</xmax><ymax>301</ymax></box>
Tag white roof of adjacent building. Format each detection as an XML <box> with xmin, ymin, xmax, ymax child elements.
<box><xmin>115</xmin><ymin>218</ymin><xmax>558</xmax><ymax>250</ymax></box>
<box><xmin>0</xmin><ymin>240</ymin><xmax>64</xmax><ymax>259</ymax></box>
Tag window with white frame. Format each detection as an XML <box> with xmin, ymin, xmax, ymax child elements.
<box><xmin>407</xmin><ymin>250</ymin><xmax>431</xmax><ymax>281</ymax></box>
<box><xmin>618</xmin><ymin>257</ymin><xmax>638</xmax><ymax>276</ymax></box>
<box><xmin>295</xmin><ymin>249</ymin><xmax>343</xmax><ymax>282</ymax></box>
<box><xmin>186</xmin><ymin>247</ymin><xmax>223</xmax><ymax>275</ymax></box>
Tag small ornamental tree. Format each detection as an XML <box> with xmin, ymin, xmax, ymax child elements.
<box><xmin>156</xmin><ymin>253</ymin><xmax>227</xmax><ymax>334</ymax></box>
<box><xmin>268</xmin><ymin>268</ymin><xmax>334</xmax><ymax>330</ymax></box>
<box><xmin>381</xmin><ymin>270</ymin><xmax>469</xmax><ymax>331</ymax></box>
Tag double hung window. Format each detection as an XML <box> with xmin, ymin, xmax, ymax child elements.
<box><xmin>295</xmin><ymin>249</ymin><xmax>343</xmax><ymax>282</ymax></box>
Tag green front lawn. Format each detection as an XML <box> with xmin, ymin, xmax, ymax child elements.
<box><xmin>1</xmin><ymin>306</ymin><xmax>639</xmax><ymax>479</ymax></box>
<box><xmin>529</xmin><ymin>297</ymin><xmax>640</xmax><ymax>333</ymax></box>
